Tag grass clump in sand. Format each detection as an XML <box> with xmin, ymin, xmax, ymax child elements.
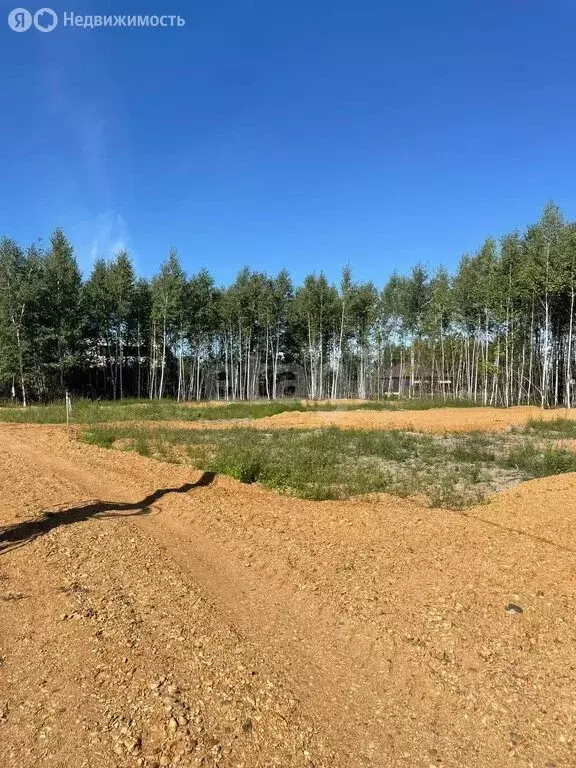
<box><xmin>81</xmin><ymin>424</ymin><xmax>576</xmax><ymax>509</ymax></box>
<box><xmin>525</xmin><ymin>417</ymin><xmax>576</xmax><ymax>438</ymax></box>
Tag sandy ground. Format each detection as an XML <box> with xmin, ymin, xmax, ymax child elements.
<box><xmin>1</xmin><ymin>418</ymin><xmax>576</xmax><ymax>767</ymax></box>
<box><xmin>244</xmin><ymin>405</ymin><xmax>576</xmax><ymax>432</ymax></box>
<box><xmin>108</xmin><ymin>405</ymin><xmax>576</xmax><ymax>435</ymax></box>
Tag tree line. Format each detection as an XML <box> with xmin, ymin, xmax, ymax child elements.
<box><xmin>1</xmin><ymin>202</ymin><xmax>575</xmax><ymax>406</ymax></box>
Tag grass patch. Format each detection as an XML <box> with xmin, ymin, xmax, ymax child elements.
<box><xmin>79</xmin><ymin>423</ymin><xmax>576</xmax><ymax>509</ymax></box>
<box><xmin>0</xmin><ymin>398</ymin><xmax>300</xmax><ymax>424</ymax></box>
<box><xmin>503</xmin><ymin>443</ymin><xmax>576</xmax><ymax>476</ymax></box>
<box><xmin>525</xmin><ymin>417</ymin><xmax>576</xmax><ymax>438</ymax></box>
<box><xmin>0</xmin><ymin>395</ymin><xmax>484</xmax><ymax>425</ymax></box>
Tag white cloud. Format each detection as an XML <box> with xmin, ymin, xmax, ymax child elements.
<box><xmin>89</xmin><ymin>212</ymin><xmax>130</xmax><ymax>259</ymax></box>
<box><xmin>72</xmin><ymin>211</ymin><xmax>134</xmax><ymax>274</ymax></box>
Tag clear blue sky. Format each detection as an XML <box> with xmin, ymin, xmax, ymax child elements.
<box><xmin>1</xmin><ymin>0</ymin><xmax>576</xmax><ymax>285</ymax></box>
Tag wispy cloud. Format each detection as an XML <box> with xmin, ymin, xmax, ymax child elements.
<box><xmin>44</xmin><ymin>67</ymin><xmax>113</xmax><ymax>207</ymax></box>
<box><xmin>88</xmin><ymin>211</ymin><xmax>131</xmax><ymax>260</ymax></box>
<box><xmin>69</xmin><ymin>211</ymin><xmax>134</xmax><ymax>274</ymax></box>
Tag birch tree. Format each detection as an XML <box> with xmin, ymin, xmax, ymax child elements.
<box><xmin>152</xmin><ymin>249</ymin><xmax>185</xmax><ymax>399</ymax></box>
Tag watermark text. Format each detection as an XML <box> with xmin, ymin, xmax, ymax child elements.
<box><xmin>7</xmin><ymin>8</ymin><xmax>186</xmax><ymax>31</ymax></box>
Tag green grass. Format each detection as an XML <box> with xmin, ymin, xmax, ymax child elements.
<box><xmin>503</xmin><ymin>442</ymin><xmax>576</xmax><ymax>476</ymax></box>
<box><xmin>80</xmin><ymin>423</ymin><xmax>576</xmax><ymax>509</ymax></box>
<box><xmin>0</xmin><ymin>398</ymin><xmax>297</xmax><ymax>424</ymax></box>
<box><xmin>525</xmin><ymin>417</ymin><xmax>576</xmax><ymax>437</ymax></box>
<box><xmin>0</xmin><ymin>395</ymin><xmax>483</xmax><ymax>424</ymax></box>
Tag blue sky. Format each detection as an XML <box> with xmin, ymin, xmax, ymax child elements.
<box><xmin>1</xmin><ymin>0</ymin><xmax>576</xmax><ymax>285</ymax></box>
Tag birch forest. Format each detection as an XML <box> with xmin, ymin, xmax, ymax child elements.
<box><xmin>2</xmin><ymin>202</ymin><xmax>576</xmax><ymax>406</ymax></box>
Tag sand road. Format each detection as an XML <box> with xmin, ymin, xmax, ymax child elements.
<box><xmin>1</xmin><ymin>422</ymin><xmax>576</xmax><ymax>767</ymax></box>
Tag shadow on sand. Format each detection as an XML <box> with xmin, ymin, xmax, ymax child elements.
<box><xmin>0</xmin><ymin>471</ymin><xmax>216</xmax><ymax>556</ymax></box>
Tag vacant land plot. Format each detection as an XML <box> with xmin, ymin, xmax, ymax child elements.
<box><xmin>0</xmin><ymin>396</ymin><xmax>480</xmax><ymax>424</ymax></box>
<box><xmin>249</xmin><ymin>404</ymin><xmax>576</xmax><ymax>433</ymax></box>
<box><xmin>84</xmin><ymin>421</ymin><xmax>576</xmax><ymax>507</ymax></box>
<box><xmin>37</xmin><ymin>402</ymin><xmax>575</xmax><ymax>435</ymax></box>
<box><xmin>2</xmin><ymin>404</ymin><xmax>576</xmax><ymax>768</ymax></box>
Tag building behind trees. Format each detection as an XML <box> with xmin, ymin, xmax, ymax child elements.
<box><xmin>1</xmin><ymin>203</ymin><xmax>575</xmax><ymax>407</ymax></box>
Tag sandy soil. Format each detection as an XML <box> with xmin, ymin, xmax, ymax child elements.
<box><xmin>1</xmin><ymin>421</ymin><xmax>576</xmax><ymax>767</ymax></box>
<box><xmin>111</xmin><ymin>405</ymin><xmax>576</xmax><ymax>434</ymax></box>
<box><xmin>249</xmin><ymin>405</ymin><xmax>576</xmax><ymax>432</ymax></box>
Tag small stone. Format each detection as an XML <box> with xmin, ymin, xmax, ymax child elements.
<box><xmin>167</xmin><ymin>717</ymin><xmax>178</xmax><ymax>732</ymax></box>
<box><xmin>124</xmin><ymin>736</ymin><xmax>141</xmax><ymax>753</ymax></box>
<box><xmin>176</xmin><ymin>715</ymin><xmax>188</xmax><ymax>726</ymax></box>
<box><xmin>166</xmin><ymin>684</ymin><xmax>178</xmax><ymax>695</ymax></box>
<box><xmin>113</xmin><ymin>743</ymin><xmax>123</xmax><ymax>755</ymax></box>
<box><xmin>242</xmin><ymin>718</ymin><xmax>253</xmax><ymax>734</ymax></box>
<box><xmin>159</xmin><ymin>756</ymin><xmax>171</xmax><ymax>767</ymax></box>
<box><xmin>506</xmin><ymin>603</ymin><xmax>524</xmax><ymax>615</ymax></box>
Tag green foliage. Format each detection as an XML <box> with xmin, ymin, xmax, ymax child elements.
<box><xmin>211</xmin><ymin>446</ymin><xmax>265</xmax><ymax>484</ymax></box>
<box><xmin>0</xmin><ymin>238</ymin><xmax>32</xmax><ymax>390</ymax></box>
<box><xmin>4</xmin><ymin>201</ymin><xmax>576</xmax><ymax>406</ymax></box>
<box><xmin>39</xmin><ymin>229</ymin><xmax>83</xmax><ymax>390</ymax></box>
<box><xmin>525</xmin><ymin>418</ymin><xmax>576</xmax><ymax>437</ymax></box>
<box><xmin>79</xmin><ymin>422</ymin><xmax>576</xmax><ymax>509</ymax></box>
<box><xmin>504</xmin><ymin>443</ymin><xmax>576</xmax><ymax>477</ymax></box>
<box><xmin>152</xmin><ymin>249</ymin><xmax>185</xmax><ymax>327</ymax></box>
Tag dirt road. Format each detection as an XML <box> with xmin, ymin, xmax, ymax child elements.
<box><xmin>1</xmin><ymin>423</ymin><xmax>576</xmax><ymax>767</ymax></box>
